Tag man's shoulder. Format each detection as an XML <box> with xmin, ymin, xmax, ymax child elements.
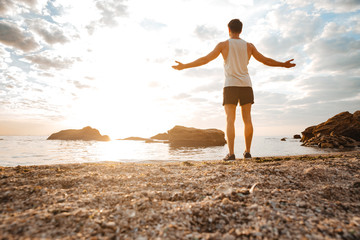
<box><xmin>218</xmin><ymin>40</ymin><xmax>228</xmax><ymax>45</ymax></box>
<box><xmin>246</xmin><ymin>42</ymin><xmax>255</xmax><ymax>50</ymax></box>
<box><xmin>217</xmin><ymin>40</ymin><xmax>229</xmax><ymax>48</ymax></box>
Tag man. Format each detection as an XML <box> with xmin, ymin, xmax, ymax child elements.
<box><xmin>172</xmin><ymin>19</ymin><xmax>295</xmax><ymax>160</ymax></box>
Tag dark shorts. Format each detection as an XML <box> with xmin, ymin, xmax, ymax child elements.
<box><xmin>223</xmin><ymin>86</ymin><xmax>254</xmax><ymax>106</ymax></box>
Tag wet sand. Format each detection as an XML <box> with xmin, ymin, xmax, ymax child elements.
<box><xmin>1</xmin><ymin>152</ymin><xmax>359</xmax><ymax>239</ymax></box>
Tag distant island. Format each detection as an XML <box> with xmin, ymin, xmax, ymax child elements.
<box><xmin>47</xmin><ymin>126</ymin><xmax>110</xmax><ymax>141</ymax></box>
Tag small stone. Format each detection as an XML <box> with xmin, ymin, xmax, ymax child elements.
<box><xmin>223</xmin><ymin>233</ymin><xmax>235</xmax><ymax>240</ymax></box>
<box><xmin>104</xmin><ymin>222</ymin><xmax>116</xmax><ymax>228</ymax></box>
<box><xmin>296</xmin><ymin>201</ymin><xmax>307</xmax><ymax>208</ymax></box>
<box><xmin>136</xmin><ymin>236</ymin><xmax>148</xmax><ymax>240</ymax></box>
<box><xmin>221</xmin><ymin>197</ymin><xmax>231</xmax><ymax>205</ymax></box>
<box><xmin>235</xmin><ymin>229</ymin><xmax>242</xmax><ymax>236</ymax></box>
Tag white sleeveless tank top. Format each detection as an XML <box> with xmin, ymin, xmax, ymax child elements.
<box><xmin>224</xmin><ymin>38</ymin><xmax>252</xmax><ymax>87</ymax></box>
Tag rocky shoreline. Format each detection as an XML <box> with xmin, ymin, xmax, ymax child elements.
<box><xmin>301</xmin><ymin>111</ymin><xmax>360</xmax><ymax>149</ymax></box>
<box><xmin>1</xmin><ymin>152</ymin><xmax>359</xmax><ymax>239</ymax></box>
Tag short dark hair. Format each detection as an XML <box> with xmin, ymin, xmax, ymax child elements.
<box><xmin>228</xmin><ymin>19</ymin><xmax>243</xmax><ymax>33</ymax></box>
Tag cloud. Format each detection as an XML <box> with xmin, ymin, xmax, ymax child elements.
<box><xmin>0</xmin><ymin>21</ymin><xmax>39</xmax><ymax>52</ymax></box>
<box><xmin>72</xmin><ymin>80</ymin><xmax>92</xmax><ymax>89</ymax></box>
<box><xmin>96</xmin><ymin>0</ymin><xmax>128</xmax><ymax>26</ymax></box>
<box><xmin>191</xmin><ymin>79</ymin><xmax>223</xmax><ymax>93</ymax></box>
<box><xmin>185</xmin><ymin>68</ymin><xmax>223</xmax><ymax>79</ymax></box>
<box><xmin>140</xmin><ymin>18</ymin><xmax>166</xmax><ymax>31</ymax></box>
<box><xmin>85</xmin><ymin>0</ymin><xmax>128</xmax><ymax>34</ymax></box>
<box><xmin>173</xmin><ymin>93</ymin><xmax>191</xmax><ymax>100</ymax></box>
<box><xmin>257</xmin><ymin>8</ymin><xmax>322</xmax><ymax>57</ymax></box>
<box><xmin>294</xmin><ymin>75</ymin><xmax>360</xmax><ymax>102</ymax></box>
<box><xmin>174</xmin><ymin>48</ymin><xmax>189</xmax><ymax>57</ymax></box>
<box><xmin>24</xmin><ymin>52</ymin><xmax>77</xmax><ymax>70</ymax></box>
<box><xmin>0</xmin><ymin>66</ymin><xmax>33</xmax><ymax>107</ymax></box>
<box><xmin>188</xmin><ymin>97</ymin><xmax>209</xmax><ymax>103</ymax></box>
<box><xmin>284</xmin><ymin>0</ymin><xmax>360</xmax><ymax>13</ymax></box>
<box><xmin>0</xmin><ymin>0</ymin><xmax>12</xmax><ymax>15</ymax></box>
<box><xmin>250</xmin><ymin>88</ymin><xmax>356</xmax><ymax>129</ymax></box>
<box><xmin>85</xmin><ymin>22</ymin><xmax>97</xmax><ymax>35</ymax></box>
<box><xmin>305</xmin><ymin>35</ymin><xmax>360</xmax><ymax>73</ymax></box>
<box><xmin>0</xmin><ymin>46</ymin><xmax>10</xmax><ymax>69</ymax></box>
<box><xmin>15</xmin><ymin>0</ymin><xmax>37</xmax><ymax>7</ymax></box>
<box><xmin>27</xmin><ymin>18</ymin><xmax>69</xmax><ymax>45</ymax></box>
<box><xmin>320</xmin><ymin>22</ymin><xmax>348</xmax><ymax>38</ymax></box>
<box><xmin>312</xmin><ymin>0</ymin><xmax>360</xmax><ymax>13</ymax></box>
<box><xmin>0</xmin><ymin>0</ymin><xmax>47</xmax><ymax>16</ymax></box>
<box><xmin>194</xmin><ymin>25</ymin><xmax>222</xmax><ymax>40</ymax></box>
<box><xmin>267</xmin><ymin>75</ymin><xmax>295</xmax><ymax>83</ymax></box>
<box><xmin>349</xmin><ymin>15</ymin><xmax>360</xmax><ymax>33</ymax></box>
<box><xmin>255</xmin><ymin>91</ymin><xmax>288</xmax><ymax>106</ymax></box>
<box><xmin>39</xmin><ymin>72</ymin><xmax>54</xmax><ymax>77</ymax></box>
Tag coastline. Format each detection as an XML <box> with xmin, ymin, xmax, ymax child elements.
<box><xmin>1</xmin><ymin>151</ymin><xmax>359</xmax><ymax>239</ymax></box>
<box><xmin>1</xmin><ymin>135</ymin><xmax>354</xmax><ymax>167</ymax></box>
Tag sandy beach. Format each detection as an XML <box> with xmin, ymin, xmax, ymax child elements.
<box><xmin>1</xmin><ymin>152</ymin><xmax>359</xmax><ymax>239</ymax></box>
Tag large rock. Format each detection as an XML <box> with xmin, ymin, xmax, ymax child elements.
<box><xmin>167</xmin><ymin>126</ymin><xmax>226</xmax><ymax>147</ymax></box>
<box><xmin>150</xmin><ymin>133</ymin><xmax>169</xmax><ymax>140</ymax></box>
<box><xmin>301</xmin><ymin>111</ymin><xmax>360</xmax><ymax>148</ymax></box>
<box><xmin>47</xmin><ymin>126</ymin><xmax>110</xmax><ymax>141</ymax></box>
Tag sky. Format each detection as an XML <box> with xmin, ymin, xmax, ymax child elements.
<box><xmin>0</xmin><ymin>0</ymin><xmax>359</xmax><ymax>138</ymax></box>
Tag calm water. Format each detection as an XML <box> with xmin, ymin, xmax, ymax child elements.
<box><xmin>0</xmin><ymin>136</ymin><xmax>339</xmax><ymax>167</ymax></box>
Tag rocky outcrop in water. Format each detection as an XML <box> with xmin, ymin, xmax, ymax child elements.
<box><xmin>301</xmin><ymin>111</ymin><xmax>360</xmax><ymax>148</ymax></box>
<box><xmin>47</xmin><ymin>126</ymin><xmax>110</xmax><ymax>141</ymax></box>
<box><xmin>150</xmin><ymin>133</ymin><xmax>169</xmax><ymax>140</ymax></box>
<box><xmin>293</xmin><ymin>134</ymin><xmax>301</xmax><ymax>139</ymax></box>
<box><xmin>168</xmin><ymin>126</ymin><xmax>226</xmax><ymax>147</ymax></box>
<box><xmin>122</xmin><ymin>137</ymin><xmax>149</xmax><ymax>141</ymax></box>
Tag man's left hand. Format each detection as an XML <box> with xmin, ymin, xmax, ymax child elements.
<box><xmin>172</xmin><ymin>61</ymin><xmax>185</xmax><ymax>70</ymax></box>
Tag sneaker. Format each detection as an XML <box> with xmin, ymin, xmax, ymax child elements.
<box><xmin>243</xmin><ymin>151</ymin><xmax>252</xmax><ymax>159</ymax></box>
<box><xmin>223</xmin><ymin>153</ymin><xmax>236</xmax><ymax>161</ymax></box>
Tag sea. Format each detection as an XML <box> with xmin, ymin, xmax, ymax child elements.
<box><xmin>0</xmin><ymin>135</ymin><xmax>346</xmax><ymax>167</ymax></box>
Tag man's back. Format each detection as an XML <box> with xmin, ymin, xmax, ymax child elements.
<box><xmin>224</xmin><ymin>38</ymin><xmax>252</xmax><ymax>87</ymax></box>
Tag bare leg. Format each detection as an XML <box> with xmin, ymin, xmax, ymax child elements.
<box><xmin>224</xmin><ymin>104</ymin><xmax>237</xmax><ymax>155</ymax></box>
<box><xmin>241</xmin><ymin>103</ymin><xmax>253</xmax><ymax>153</ymax></box>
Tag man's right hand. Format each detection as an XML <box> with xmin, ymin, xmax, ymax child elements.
<box><xmin>283</xmin><ymin>59</ymin><xmax>296</xmax><ymax>68</ymax></box>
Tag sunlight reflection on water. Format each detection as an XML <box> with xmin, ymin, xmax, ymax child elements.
<box><xmin>0</xmin><ymin>136</ymin><xmax>343</xmax><ymax>166</ymax></box>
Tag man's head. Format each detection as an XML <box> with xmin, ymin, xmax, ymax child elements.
<box><xmin>228</xmin><ymin>19</ymin><xmax>243</xmax><ymax>34</ymax></box>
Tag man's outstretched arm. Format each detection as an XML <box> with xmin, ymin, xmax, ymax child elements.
<box><xmin>249</xmin><ymin>43</ymin><xmax>296</xmax><ymax>68</ymax></box>
<box><xmin>172</xmin><ymin>42</ymin><xmax>224</xmax><ymax>70</ymax></box>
